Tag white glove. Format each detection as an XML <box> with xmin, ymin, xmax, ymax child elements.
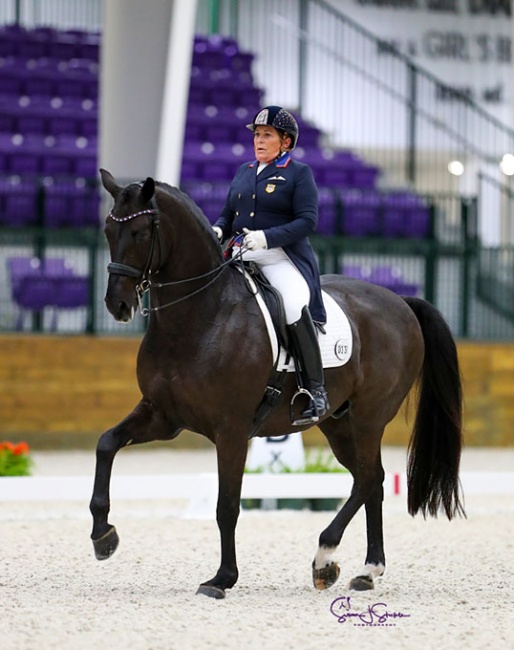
<box><xmin>212</xmin><ymin>226</ymin><xmax>223</xmax><ymax>242</ymax></box>
<box><xmin>243</xmin><ymin>228</ymin><xmax>267</xmax><ymax>251</ymax></box>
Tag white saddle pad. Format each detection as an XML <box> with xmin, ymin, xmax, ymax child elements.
<box><xmin>245</xmin><ymin>272</ymin><xmax>353</xmax><ymax>371</ymax></box>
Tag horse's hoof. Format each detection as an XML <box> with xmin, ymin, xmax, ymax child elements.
<box><xmin>92</xmin><ymin>526</ymin><xmax>119</xmax><ymax>561</ymax></box>
<box><xmin>196</xmin><ymin>584</ymin><xmax>226</xmax><ymax>599</ymax></box>
<box><xmin>349</xmin><ymin>574</ymin><xmax>374</xmax><ymax>591</ymax></box>
<box><xmin>313</xmin><ymin>562</ymin><xmax>340</xmax><ymax>590</ymax></box>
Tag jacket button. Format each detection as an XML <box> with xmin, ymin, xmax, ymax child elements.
<box><xmin>235</xmin><ymin>211</ymin><xmax>239</xmax><ymax>216</ymax></box>
<box><xmin>252</xmin><ymin>194</ymin><xmax>255</xmax><ymax>199</ymax></box>
<box><xmin>249</xmin><ymin>212</ymin><xmax>255</xmax><ymax>217</ymax></box>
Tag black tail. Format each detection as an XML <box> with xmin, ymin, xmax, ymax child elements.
<box><xmin>403</xmin><ymin>297</ymin><xmax>465</xmax><ymax>520</ymax></box>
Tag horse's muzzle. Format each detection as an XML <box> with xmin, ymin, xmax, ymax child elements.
<box><xmin>105</xmin><ymin>276</ymin><xmax>137</xmax><ymax>323</ymax></box>
<box><xmin>105</xmin><ymin>294</ymin><xmax>135</xmax><ymax>323</ymax></box>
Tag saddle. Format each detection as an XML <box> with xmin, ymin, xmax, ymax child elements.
<box><xmin>242</xmin><ymin>262</ymin><xmax>289</xmax><ymax>350</ymax></box>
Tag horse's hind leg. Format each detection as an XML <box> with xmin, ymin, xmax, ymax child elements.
<box><xmin>349</xmin><ymin>481</ymin><xmax>386</xmax><ymax>590</ymax></box>
<box><xmin>313</xmin><ymin>417</ymin><xmax>385</xmax><ymax>591</ymax></box>
<box><xmin>89</xmin><ymin>399</ymin><xmax>172</xmax><ymax>560</ymax></box>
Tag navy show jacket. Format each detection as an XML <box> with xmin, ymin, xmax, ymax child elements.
<box><xmin>214</xmin><ymin>152</ymin><xmax>327</xmax><ymax>323</ymax></box>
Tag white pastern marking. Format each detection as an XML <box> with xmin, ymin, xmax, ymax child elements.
<box><xmin>360</xmin><ymin>562</ymin><xmax>385</xmax><ymax>578</ymax></box>
<box><xmin>314</xmin><ymin>545</ymin><xmax>338</xmax><ymax>570</ymax></box>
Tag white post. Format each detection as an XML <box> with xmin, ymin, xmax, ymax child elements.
<box><xmin>156</xmin><ymin>0</ymin><xmax>198</xmax><ymax>185</ymax></box>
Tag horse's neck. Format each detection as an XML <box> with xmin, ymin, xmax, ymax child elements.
<box><xmin>148</xmin><ymin>215</ymin><xmax>228</xmax><ymax>324</ymax></box>
<box><xmin>158</xmin><ymin>200</ymin><xmax>222</xmax><ymax>280</ymax></box>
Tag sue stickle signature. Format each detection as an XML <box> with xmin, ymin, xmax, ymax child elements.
<box><xmin>330</xmin><ymin>596</ymin><xmax>411</xmax><ymax>626</ymax></box>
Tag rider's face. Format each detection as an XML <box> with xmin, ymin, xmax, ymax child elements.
<box><xmin>253</xmin><ymin>126</ymin><xmax>284</xmax><ymax>163</ymax></box>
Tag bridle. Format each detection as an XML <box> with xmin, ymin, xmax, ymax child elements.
<box><xmin>107</xmin><ymin>201</ymin><xmax>161</xmax><ymax>280</ymax></box>
<box><xmin>106</xmin><ymin>198</ymin><xmax>245</xmax><ymax>316</ymax></box>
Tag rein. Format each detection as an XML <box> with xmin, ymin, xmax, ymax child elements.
<box><xmin>107</xmin><ymin>200</ymin><xmax>247</xmax><ymax>316</ymax></box>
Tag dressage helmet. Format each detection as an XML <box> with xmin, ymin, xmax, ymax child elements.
<box><xmin>246</xmin><ymin>106</ymin><xmax>299</xmax><ymax>149</ymax></box>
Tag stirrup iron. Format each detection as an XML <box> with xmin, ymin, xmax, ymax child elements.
<box><xmin>290</xmin><ymin>387</ymin><xmax>320</xmax><ymax>426</ymax></box>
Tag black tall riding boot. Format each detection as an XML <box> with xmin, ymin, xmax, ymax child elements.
<box><xmin>288</xmin><ymin>306</ymin><xmax>329</xmax><ymax>425</ymax></box>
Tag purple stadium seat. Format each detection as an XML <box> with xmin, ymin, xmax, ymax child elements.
<box><xmin>0</xmin><ymin>57</ymin><xmax>29</xmax><ymax>95</ymax></box>
<box><xmin>191</xmin><ymin>38</ymin><xmax>227</xmax><ymax>70</ymax></box>
<box><xmin>215</xmin><ymin>142</ymin><xmax>253</xmax><ymax>163</ymax></box>
<box><xmin>0</xmin><ymin>113</ymin><xmax>15</xmax><ymax>131</ymax></box>
<box><xmin>317</xmin><ymin>188</ymin><xmax>338</xmax><ymax>235</ymax></box>
<box><xmin>48</xmin><ymin>38</ymin><xmax>79</xmax><ymax>60</ymax></box>
<box><xmin>54</xmin><ymin>276</ymin><xmax>89</xmax><ymax>308</ymax></box>
<box><xmin>392</xmin><ymin>281</ymin><xmax>419</xmax><ymax>296</ymax></box>
<box><xmin>351</xmin><ymin>164</ymin><xmax>379</xmax><ymax>189</ymax></box>
<box><xmin>0</xmin><ymin>31</ymin><xmax>17</xmax><ymax>57</ymax></box>
<box><xmin>8</xmin><ymin>256</ymin><xmax>74</xmax><ymax>289</ymax></box>
<box><xmin>340</xmin><ymin>190</ymin><xmax>381</xmax><ymax>236</ymax></box>
<box><xmin>79</xmin><ymin>113</ymin><xmax>98</xmax><ymax>137</ymax></box>
<box><xmin>295</xmin><ymin>118</ymin><xmax>321</xmax><ymax>147</ymax></box>
<box><xmin>42</xmin><ymin>258</ymin><xmax>75</xmax><ymax>277</ymax></box>
<box><xmin>43</xmin><ymin>179</ymin><xmax>100</xmax><ymax>228</ymax></box>
<box><xmin>341</xmin><ymin>264</ymin><xmax>372</xmax><ymax>280</ymax></box>
<box><xmin>54</xmin><ymin>77</ymin><xmax>86</xmax><ymax>98</ymax></box>
<box><xmin>8</xmin><ymin>258</ymin><xmax>57</xmax><ymax>328</ymax></box>
<box><xmin>368</xmin><ymin>265</ymin><xmax>419</xmax><ymax>296</ymax></box>
<box><xmin>47</xmin><ymin>112</ymin><xmax>80</xmax><ymax>136</ymax></box>
<box><xmin>16</xmin><ymin>111</ymin><xmax>48</xmax><ymax>134</ymax></box>
<box><xmin>8</xmin><ymin>257</ymin><xmax>42</xmax><ymax>301</ymax></box>
<box><xmin>74</xmin><ymin>154</ymin><xmax>98</xmax><ymax>177</ymax></box>
<box><xmin>31</xmin><ymin>26</ymin><xmax>59</xmax><ymax>41</ymax></box>
<box><xmin>69</xmin><ymin>179</ymin><xmax>100</xmax><ymax>228</ymax></box>
<box><xmin>368</xmin><ymin>265</ymin><xmax>403</xmax><ymax>285</ymax></box>
<box><xmin>318</xmin><ymin>164</ymin><xmax>354</xmax><ymax>188</ymax></box>
<box><xmin>187</xmin><ymin>104</ymin><xmax>248</xmax><ymax>144</ymax></box>
<box><xmin>227</xmin><ymin>51</ymin><xmax>254</xmax><ymax>74</ymax></box>
<box><xmin>183</xmin><ymin>182</ymin><xmax>229</xmax><ymax>224</ymax></box>
<box><xmin>0</xmin><ymin>177</ymin><xmax>39</xmax><ymax>226</ymax></box>
<box><xmin>17</xmin><ymin>37</ymin><xmax>49</xmax><ymax>59</ymax></box>
<box><xmin>15</xmin><ymin>276</ymin><xmax>57</xmax><ymax>310</ymax></box>
<box><xmin>22</xmin><ymin>74</ymin><xmax>55</xmax><ymax>97</ymax></box>
<box><xmin>181</xmin><ymin>141</ymin><xmax>217</xmax><ymax>181</ymax></box>
<box><xmin>382</xmin><ymin>192</ymin><xmax>430</xmax><ymax>238</ymax></box>
<box><xmin>404</xmin><ymin>206</ymin><xmax>430</xmax><ymax>238</ymax></box>
<box><xmin>8</xmin><ymin>256</ymin><xmax>89</xmax><ymax>328</ymax></box>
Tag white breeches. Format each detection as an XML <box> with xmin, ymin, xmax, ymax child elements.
<box><xmin>236</xmin><ymin>246</ymin><xmax>310</xmax><ymax>324</ymax></box>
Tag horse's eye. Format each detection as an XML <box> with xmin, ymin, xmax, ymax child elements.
<box><xmin>134</xmin><ymin>230</ymin><xmax>150</xmax><ymax>244</ymax></box>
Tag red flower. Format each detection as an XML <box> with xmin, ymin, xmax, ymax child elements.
<box><xmin>0</xmin><ymin>441</ymin><xmax>30</xmax><ymax>455</ymax></box>
<box><xmin>13</xmin><ymin>442</ymin><xmax>30</xmax><ymax>456</ymax></box>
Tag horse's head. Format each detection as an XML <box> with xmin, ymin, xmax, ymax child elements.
<box><xmin>101</xmin><ymin>168</ymin><xmax>225</xmax><ymax>323</ymax></box>
<box><xmin>101</xmin><ymin>168</ymin><xmax>160</xmax><ymax>323</ymax></box>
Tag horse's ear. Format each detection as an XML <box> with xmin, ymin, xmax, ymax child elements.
<box><xmin>140</xmin><ymin>177</ymin><xmax>155</xmax><ymax>204</ymax></box>
<box><xmin>99</xmin><ymin>169</ymin><xmax>121</xmax><ymax>198</ymax></box>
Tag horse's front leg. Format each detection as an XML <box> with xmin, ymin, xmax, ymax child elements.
<box><xmin>196</xmin><ymin>433</ymin><xmax>248</xmax><ymax>599</ymax></box>
<box><xmin>89</xmin><ymin>399</ymin><xmax>171</xmax><ymax>560</ymax></box>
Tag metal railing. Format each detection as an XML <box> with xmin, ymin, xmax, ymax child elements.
<box><xmin>0</xmin><ymin>191</ymin><xmax>491</xmax><ymax>339</ymax></box>
<box><xmin>0</xmin><ymin>0</ymin><xmax>101</xmax><ymax>31</ymax></box>
<box><xmin>199</xmin><ymin>0</ymin><xmax>514</xmax><ymax>239</ymax></box>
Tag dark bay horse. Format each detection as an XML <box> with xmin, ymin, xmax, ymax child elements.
<box><xmin>90</xmin><ymin>169</ymin><xmax>465</xmax><ymax>599</ymax></box>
